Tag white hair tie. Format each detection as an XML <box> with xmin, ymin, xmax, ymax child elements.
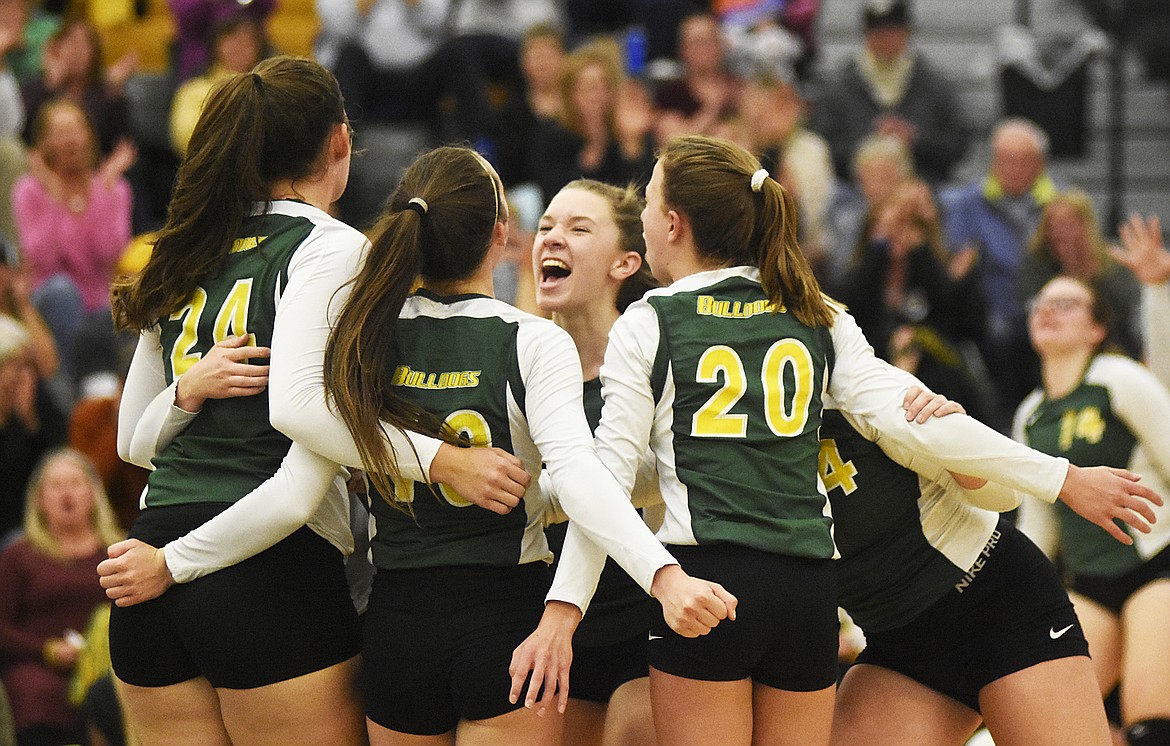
<box><xmin>406</xmin><ymin>197</ymin><xmax>429</xmax><ymax>216</ymax></box>
<box><xmin>750</xmin><ymin>169</ymin><xmax>769</xmax><ymax>193</ymax></box>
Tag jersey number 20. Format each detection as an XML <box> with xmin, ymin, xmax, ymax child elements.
<box><xmin>691</xmin><ymin>339</ymin><xmax>814</xmax><ymax>438</ymax></box>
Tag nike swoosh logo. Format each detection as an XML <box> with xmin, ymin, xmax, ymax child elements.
<box><xmin>1050</xmin><ymin>624</ymin><xmax>1074</xmax><ymax>639</ymax></box>
<box><xmin>648</xmin><ymin>634</ymin><xmax>664</xmax><ymax>641</ymax></box>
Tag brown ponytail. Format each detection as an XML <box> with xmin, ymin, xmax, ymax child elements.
<box><xmin>325</xmin><ymin>146</ymin><xmax>506</xmax><ymax>504</ymax></box>
<box><xmin>657</xmin><ymin>135</ymin><xmax>835</xmax><ymax>327</ymax></box>
<box><xmin>112</xmin><ymin>56</ymin><xmax>347</xmax><ymax>330</ymax></box>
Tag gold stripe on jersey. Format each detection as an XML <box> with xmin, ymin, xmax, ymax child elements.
<box><xmin>391</xmin><ymin>365</ymin><xmax>481</xmax><ymax>390</ymax></box>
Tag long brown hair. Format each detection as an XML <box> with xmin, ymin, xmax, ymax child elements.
<box><xmin>657</xmin><ymin>135</ymin><xmax>834</xmax><ymax>326</ymax></box>
<box><xmin>557</xmin><ymin>40</ymin><xmax>623</xmax><ymax>138</ymax></box>
<box><xmin>1029</xmin><ymin>189</ymin><xmax>1112</xmax><ymax>278</ymax></box>
<box><xmin>561</xmin><ymin>179</ymin><xmax>658</xmax><ymax>312</ymax></box>
<box><xmin>111</xmin><ymin>56</ymin><xmax>347</xmax><ymax>330</ymax></box>
<box><xmin>324</xmin><ymin>146</ymin><xmax>507</xmax><ymax>503</ymax></box>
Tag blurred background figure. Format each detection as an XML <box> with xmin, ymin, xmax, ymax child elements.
<box><xmin>1022</xmin><ymin>189</ymin><xmax>1141</xmax><ymax>358</ymax></box>
<box><xmin>169</xmin><ymin>13</ymin><xmax>265</xmax><ymax>156</ymax></box>
<box><xmin>531</xmin><ymin>40</ymin><xmax>653</xmax><ymax>206</ymax></box>
<box><xmin>822</xmin><ymin>133</ymin><xmax>914</xmax><ymax>293</ymax></box>
<box><xmin>493</xmin><ymin>22</ymin><xmax>566</xmax><ymax>189</ymax></box>
<box><xmin>944</xmin><ymin>117</ymin><xmax>1055</xmax><ymax>429</ymax></box>
<box><xmin>319</xmin><ymin>0</ymin><xmax>503</xmax><ymax>147</ymax></box>
<box><xmin>812</xmin><ymin>0</ymin><xmax>970</xmax><ymax>185</ymax></box>
<box><xmin>20</xmin><ymin>17</ymin><xmax>135</xmax><ymax>159</ymax></box>
<box><xmin>733</xmin><ymin>69</ymin><xmax>835</xmax><ymax>274</ymax></box>
<box><xmin>0</xmin><ymin>313</ymin><xmax>66</xmax><ymax>546</ymax></box>
<box><xmin>653</xmin><ymin>12</ymin><xmax>739</xmax><ymax>144</ymax></box>
<box><xmin>13</xmin><ymin>99</ymin><xmax>132</xmax><ymax>403</ymax></box>
<box><xmin>169</xmin><ymin>0</ymin><xmax>273</xmax><ymax>82</ymax></box>
<box><xmin>837</xmin><ymin>178</ymin><xmax>988</xmax><ymax>417</ymax></box>
<box><xmin>0</xmin><ymin>0</ymin><xmax>26</xmax><ymax>247</ymax></box>
<box><xmin>0</xmin><ymin>448</ymin><xmax>122</xmax><ymax>746</ymax></box>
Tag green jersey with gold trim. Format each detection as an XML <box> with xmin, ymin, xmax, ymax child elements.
<box><xmin>145</xmin><ymin>209</ymin><xmax>315</xmax><ymax>507</ymax></box>
<box><xmin>820</xmin><ymin>409</ymin><xmax>1000</xmax><ymax>631</ymax></box>
<box><xmin>598</xmin><ymin>267</ymin><xmax>836</xmax><ymax>559</ymax></box>
<box><xmin>1017</xmin><ymin>354</ymin><xmax>1170</xmax><ymax>577</ymax></box>
<box><xmin>364</xmin><ymin>289</ymin><xmax>686</xmax><ymax>583</ymax></box>
<box><xmin>368</xmin><ymin>290</ymin><xmax>540</xmax><ymax>570</ymax></box>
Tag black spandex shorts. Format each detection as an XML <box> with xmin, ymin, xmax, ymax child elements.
<box><xmin>109</xmin><ymin>503</ymin><xmax>361</xmax><ymax>690</ymax></box>
<box><xmin>1069</xmin><ymin>543</ymin><xmax>1170</xmax><ymax>615</ymax></box>
<box><xmin>568</xmin><ymin>631</ymin><xmax>650</xmax><ymax>704</ymax></box>
<box><xmin>856</xmin><ymin>520</ymin><xmax>1088</xmax><ymax>713</ymax></box>
<box><xmin>647</xmin><ymin>543</ymin><xmax>838</xmax><ymax>692</ymax></box>
<box><xmin>362</xmin><ymin>562</ymin><xmax>549</xmax><ymax>735</ymax></box>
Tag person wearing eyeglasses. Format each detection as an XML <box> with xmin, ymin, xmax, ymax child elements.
<box><xmin>1014</xmin><ymin>275</ymin><xmax>1170</xmax><ymax>746</ymax></box>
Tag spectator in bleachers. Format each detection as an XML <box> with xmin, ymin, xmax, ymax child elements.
<box><xmin>13</xmin><ymin>99</ymin><xmax>131</xmax><ymax>392</ymax></box>
<box><xmin>733</xmin><ymin>69</ymin><xmax>834</xmax><ymax>272</ymax></box>
<box><xmin>777</xmin><ymin>0</ymin><xmax>821</xmax><ymax>79</ymax></box>
<box><xmin>451</xmin><ymin>0</ymin><xmax>562</xmax><ymax>44</ymax></box>
<box><xmin>69</xmin><ymin>375</ymin><xmax>145</xmax><ymax>534</ymax></box>
<box><xmin>0</xmin><ymin>315</ymin><xmax>66</xmax><ymax>544</ymax></box>
<box><xmin>821</xmin><ymin>133</ymin><xmax>912</xmax><ymax>292</ymax></box>
<box><xmin>169</xmin><ymin>14</ymin><xmax>265</xmax><ymax>156</ymax></box>
<box><xmin>490</xmin><ymin>22</ymin><xmax>565</xmax><ymax>188</ymax></box>
<box><xmin>714</xmin><ymin>0</ymin><xmax>807</xmax><ymax>86</ymax></box>
<box><xmin>0</xmin><ymin>2</ymin><xmax>26</xmax><ymax>246</ymax></box>
<box><xmin>1023</xmin><ymin>189</ymin><xmax>1141</xmax><ymax>358</ymax></box>
<box><xmin>944</xmin><ymin>116</ymin><xmax>1056</xmax><ymax>428</ymax></box>
<box><xmin>20</xmin><ymin>17</ymin><xmax>135</xmax><ymax>158</ymax></box>
<box><xmin>0</xmin><ymin>242</ymin><xmax>56</xmax><ymax>380</ymax></box>
<box><xmin>170</xmin><ymin>0</ymin><xmax>273</xmax><ymax>82</ymax></box>
<box><xmin>319</xmin><ymin>0</ymin><xmax>503</xmax><ymax>147</ymax></box>
<box><xmin>837</xmin><ymin>178</ymin><xmax>987</xmax><ymax>417</ymax></box>
<box><xmin>811</xmin><ymin>0</ymin><xmax>970</xmax><ymax>185</ymax></box>
<box><xmin>531</xmin><ymin>40</ymin><xmax>654</xmax><ymax>205</ymax></box>
<box><xmin>0</xmin><ymin>447</ymin><xmax>121</xmax><ymax>746</ymax></box>
<box><xmin>3</xmin><ymin>0</ymin><xmax>59</xmax><ymax>84</ymax></box>
<box><xmin>653</xmin><ymin>12</ymin><xmax>740</xmax><ymax>144</ymax></box>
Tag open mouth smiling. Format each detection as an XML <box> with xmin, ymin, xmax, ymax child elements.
<box><xmin>541</xmin><ymin>258</ymin><xmax>572</xmax><ymax>285</ymax></box>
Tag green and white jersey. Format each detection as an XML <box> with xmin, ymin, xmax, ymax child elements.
<box><xmin>145</xmin><ymin>207</ymin><xmax>316</xmax><ymax>508</ymax></box>
<box><xmin>821</xmin><ymin>409</ymin><xmax>1000</xmax><ymax>631</ymax></box>
<box><xmin>595</xmin><ymin>266</ymin><xmax>837</xmax><ymax>558</ymax></box>
<box><xmin>368</xmin><ymin>290</ymin><xmax>676</xmax><ymax>586</ymax></box>
<box><xmin>1016</xmin><ymin>354</ymin><xmax>1170</xmax><ymax>577</ymax></box>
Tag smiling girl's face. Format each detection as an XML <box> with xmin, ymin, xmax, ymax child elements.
<box><xmin>533</xmin><ymin>187</ymin><xmax>626</xmax><ymax>315</ymax></box>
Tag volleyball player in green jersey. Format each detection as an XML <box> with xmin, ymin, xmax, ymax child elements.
<box><xmin>313</xmin><ymin>146</ymin><xmax>734</xmax><ymax>745</ymax></box>
<box><xmin>104</xmin><ymin>58</ymin><xmax>531</xmax><ymax>745</ymax></box>
<box><xmin>819</xmin><ymin>388</ymin><xmax>1168</xmax><ymax>745</ymax></box>
<box><xmin>1015</xmin><ymin>274</ymin><xmax>1170</xmax><ymax>745</ymax></box>
<box><xmin>521</xmin><ymin>134</ymin><xmax>936</xmax><ymax>746</ymax></box>
<box><xmin>532</xmin><ymin>179</ymin><xmax>663</xmax><ymax>745</ymax></box>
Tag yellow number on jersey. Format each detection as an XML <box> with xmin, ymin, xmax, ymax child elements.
<box><xmin>692</xmin><ymin>345</ymin><xmax>749</xmax><ymax>437</ymax></box>
<box><xmin>168</xmin><ymin>287</ymin><xmax>208</xmax><ymax>376</ymax></box>
<box><xmin>1058</xmin><ymin>406</ymin><xmax>1106</xmax><ymax>451</ymax></box>
<box><xmin>168</xmin><ymin>280</ymin><xmax>254</xmax><ymax>377</ymax></box>
<box><xmin>1075</xmin><ymin>406</ymin><xmax>1106</xmax><ymax>444</ymax></box>
<box><xmin>818</xmin><ymin>438</ymin><xmax>858</xmax><ymax>495</ymax></box>
<box><xmin>439</xmin><ymin>409</ymin><xmax>493</xmax><ymax>508</ymax></box>
<box><xmin>762</xmin><ymin>339</ymin><xmax>814</xmax><ymax>437</ymax></box>
<box><xmin>691</xmin><ymin>339</ymin><xmax>815</xmax><ymax>438</ymax></box>
<box><xmin>213</xmin><ymin>279</ymin><xmax>253</xmax><ymax>342</ymax></box>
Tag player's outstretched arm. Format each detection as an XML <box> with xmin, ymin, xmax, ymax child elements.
<box><xmin>1057</xmin><ymin>465</ymin><xmax>1162</xmax><ymax>545</ymax></box>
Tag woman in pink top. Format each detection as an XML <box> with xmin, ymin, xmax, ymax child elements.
<box><xmin>13</xmin><ymin>99</ymin><xmax>132</xmax><ymax>388</ymax></box>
